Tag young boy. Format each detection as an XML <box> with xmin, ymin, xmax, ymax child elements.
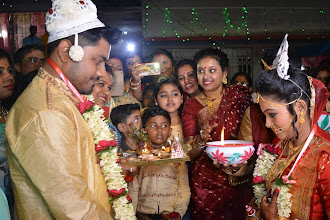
<box><xmin>110</xmin><ymin>103</ymin><xmax>142</xmax><ymax>153</ymax></box>
<box><xmin>110</xmin><ymin>103</ymin><xmax>141</xmax><ymax>178</ymax></box>
<box><xmin>130</xmin><ymin>107</ymin><xmax>190</xmax><ymax>219</ymax></box>
<box><xmin>142</xmin><ymin>83</ymin><xmax>155</xmax><ymax>108</ymax></box>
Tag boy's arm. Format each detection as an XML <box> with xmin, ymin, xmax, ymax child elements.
<box><xmin>173</xmin><ymin>162</ymin><xmax>190</xmax><ymax>217</ymax></box>
<box><xmin>128</xmin><ymin>167</ymin><xmax>141</xmax><ymax>212</ymax></box>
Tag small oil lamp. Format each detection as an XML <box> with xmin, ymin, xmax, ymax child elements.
<box><xmin>205</xmin><ymin>126</ymin><xmax>255</xmax><ymax>165</ymax></box>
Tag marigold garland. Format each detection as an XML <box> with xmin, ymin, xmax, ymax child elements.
<box><xmin>252</xmin><ymin>145</ymin><xmax>292</xmax><ymax>219</ymax></box>
<box><xmin>79</xmin><ymin>95</ymin><xmax>136</xmax><ymax>220</ymax></box>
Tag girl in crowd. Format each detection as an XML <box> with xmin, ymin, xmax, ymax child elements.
<box><xmin>0</xmin><ymin>48</ymin><xmax>15</xmax><ymax>215</ymax></box>
<box><xmin>253</xmin><ymin>66</ymin><xmax>329</xmax><ymax>219</ymax></box>
<box><xmin>154</xmin><ymin>77</ymin><xmax>184</xmax><ymax>145</ymax></box>
<box><xmin>151</xmin><ymin>48</ymin><xmax>175</xmax><ymax>77</ymax></box>
<box><xmin>175</xmin><ymin>59</ymin><xmax>201</xmax><ymax>100</ymax></box>
<box><xmin>182</xmin><ymin>48</ymin><xmax>253</xmax><ymax>219</ymax></box>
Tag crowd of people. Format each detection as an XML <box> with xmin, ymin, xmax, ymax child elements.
<box><xmin>0</xmin><ymin>0</ymin><xmax>329</xmax><ymax>219</ymax></box>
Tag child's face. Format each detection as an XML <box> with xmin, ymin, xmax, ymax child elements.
<box><xmin>156</xmin><ymin>84</ymin><xmax>182</xmax><ymax>114</ymax></box>
<box><xmin>125</xmin><ymin>110</ymin><xmax>142</xmax><ymax>135</ymax></box>
<box><xmin>143</xmin><ymin>90</ymin><xmax>154</xmax><ymax>108</ymax></box>
<box><xmin>146</xmin><ymin>115</ymin><xmax>171</xmax><ymax>147</ymax></box>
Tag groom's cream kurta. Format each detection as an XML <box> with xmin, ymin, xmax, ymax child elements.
<box><xmin>6</xmin><ymin>68</ymin><xmax>112</xmax><ymax>219</ymax></box>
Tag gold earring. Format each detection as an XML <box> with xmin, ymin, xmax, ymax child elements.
<box><xmin>222</xmin><ymin>77</ymin><xmax>227</xmax><ymax>84</ymax></box>
<box><xmin>299</xmin><ymin>112</ymin><xmax>305</xmax><ymax>124</ymax></box>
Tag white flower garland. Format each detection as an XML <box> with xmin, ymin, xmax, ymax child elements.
<box><xmin>82</xmin><ymin>95</ymin><xmax>136</xmax><ymax>220</ymax></box>
<box><xmin>252</xmin><ymin>149</ymin><xmax>292</xmax><ymax>219</ymax></box>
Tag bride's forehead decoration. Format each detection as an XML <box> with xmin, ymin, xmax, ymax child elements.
<box><xmin>257</xmin><ymin>34</ymin><xmax>315</xmax><ymax>119</ymax></box>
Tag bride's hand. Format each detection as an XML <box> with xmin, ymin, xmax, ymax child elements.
<box><xmin>260</xmin><ymin>188</ymin><xmax>279</xmax><ymax>220</ymax></box>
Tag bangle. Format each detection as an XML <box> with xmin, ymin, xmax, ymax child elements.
<box><xmin>200</xmin><ymin>130</ymin><xmax>207</xmax><ymax>141</ymax></box>
<box><xmin>129</xmin><ymin>77</ymin><xmax>141</xmax><ymax>87</ymax></box>
<box><xmin>131</xmin><ymin>83</ymin><xmax>141</xmax><ymax>90</ymax></box>
<box><xmin>193</xmin><ymin>135</ymin><xmax>207</xmax><ymax>148</ymax></box>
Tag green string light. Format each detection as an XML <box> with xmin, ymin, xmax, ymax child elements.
<box><xmin>191</xmin><ymin>8</ymin><xmax>210</xmax><ymax>36</ymax></box>
<box><xmin>223</xmin><ymin>8</ymin><xmax>228</xmax><ymax>37</ymax></box>
<box><xmin>264</xmin><ymin>8</ymin><xmax>268</xmax><ymax>38</ymax></box>
<box><xmin>144</xmin><ymin>3</ymin><xmax>150</xmax><ymax>30</ymax></box>
<box><xmin>241</xmin><ymin>6</ymin><xmax>249</xmax><ymax>40</ymax></box>
<box><xmin>162</xmin><ymin>7</ymin><xmax>172</xmax><ymax>38</ymax></box>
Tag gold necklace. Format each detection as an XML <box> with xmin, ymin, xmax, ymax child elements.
<box><xmin>287</xmin><ymin>141</ymin><xmax>305</xmax><ymax>158</ymax></box>
<box><xmin>265</xmin><ymin>140</ymin><xmax>305</xmax><ymax>190</ymax></box>
<box><xmin>199</xmin><ymin>90</ymin><xmax>224</xmax><ymax>115</ymax></box>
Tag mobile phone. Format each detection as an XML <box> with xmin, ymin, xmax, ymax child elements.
<box><xmin>138</xmin><ymin>62</ymin><xmax>161</xmax><ymax>76</ymax></box>
<box><xmin>111</xmin><ymin>70</ymin><xmax>124</xmax><ymax>96</ymax></box>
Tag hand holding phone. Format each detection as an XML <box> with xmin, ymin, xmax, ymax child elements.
<box><xmin>138</xmin><ymin>62</ymin><xmax>161</xmax><ymax>76</ymax></box>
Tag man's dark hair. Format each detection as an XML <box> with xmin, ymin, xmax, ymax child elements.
<box><xmin>288</xmin><ymin>49</ymin><xmax>302</xmax><ymax>69</ymax></box>
<box><xmin>47</xmin><ymin>26</ymin><xmax>122</xmax><ymax>56</ymax></box>
<box><xmin>110</xmin><ymin>103</ymin><xmax>140</xmax><ymax>127</ymax></box>
<box><xmin>30</xmin><ymin>25</ymin><xmax>37</xmax><ymax>33</ymax></box>
<box><xmin>142</xmin><ymin>106</ymin><xmax>171</xmax><ymax>128</ymax></box>
<box><xmin>14</xmin><ymin>45</ymin><xmax>45</xmax><ymax>64</ymax></box>
<box><xmin>261</xmin><ymin>48</ymin><xmax>277</xmax><ymax>69</ymax></box>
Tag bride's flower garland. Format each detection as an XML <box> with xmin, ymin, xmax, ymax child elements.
<box><xmin>79</xmin><ymin>95</ymin><xmax>136</xmax><ymax>220</ymax></box>
<box><xmin>252</xmin><ymin>144</ymin><xmax>292</xmax><ymax>219</ymax></box>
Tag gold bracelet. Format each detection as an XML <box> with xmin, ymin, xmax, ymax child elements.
<box><xmin>194</xmin><ymin>135</ymin><xmax>207</xmax><ymax>148</ymax></box>
<box><xmin>129</xmin><ymin>77</ymin><xmax>141</xmax><ymax>87</ymax></box>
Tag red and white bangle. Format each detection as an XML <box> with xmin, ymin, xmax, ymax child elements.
<box><xmin>129</xmin><ymin>77</ymin><xmax>141</xmax><ymax>90</ymax></box>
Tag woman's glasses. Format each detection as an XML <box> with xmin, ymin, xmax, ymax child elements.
<box><xmin>23</xmin><ymin>57</ymin><xmax>46</xmax><ymax>64</ymax></box>
<box><xmin>234</xmin><ymin>81</ymin><xmax>248</xmax><ymax>87</ymax></box>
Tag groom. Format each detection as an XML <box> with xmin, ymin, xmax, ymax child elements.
<box><xmin>5</xmin><ymin>0</ymin><xmax>121</xmax><ymax>219</ymax></box>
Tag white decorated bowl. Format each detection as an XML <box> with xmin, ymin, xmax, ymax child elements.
<box><xmin>205</xmin><ymin>140</ymin><xmax>255</xmax><ymax>165</ymax></box>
